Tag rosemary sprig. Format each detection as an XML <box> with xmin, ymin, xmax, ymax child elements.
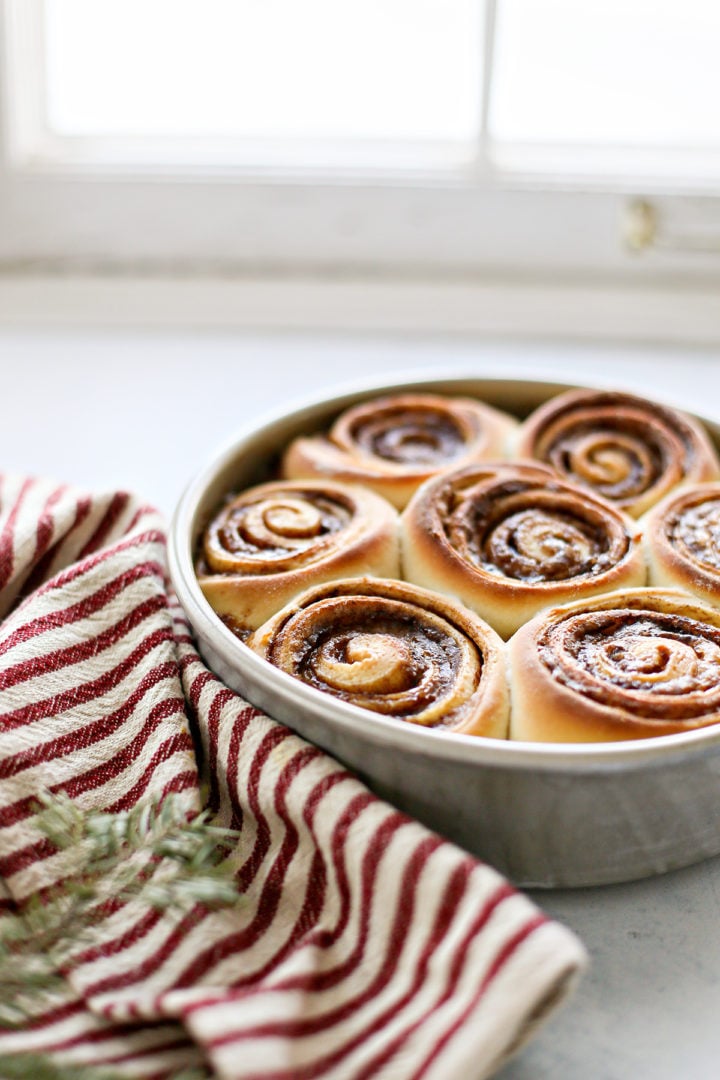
<box><xmin>0</xmin><ymin>1056</ymin><xmax>209</xmax><ymax>1080</ymax></box>
<box><xmin>0</xmin><ymin>791</ymin><xmax>242</xmax><ymax>1077</ymax></box>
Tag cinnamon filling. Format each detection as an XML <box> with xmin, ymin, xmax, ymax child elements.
<box><xmin>347</xmin><ymin>407</ymin><xmax>467</xmax><ymax>466</ymax></box>
<box><xmin>544</xmin><ymin>419</ymin><xmax>666</xmax><ymax>501</ymax></box>
<box><xmin>205</xmin><ymin>489</ymin><xmax>354</xmax><ymax>574</ymax></box>
<box><xmin>264</xmin><ymin>595</ymin><xmax>483</xmax><ymax>725</ymax></box>
<box><xmin>440</xmin><ymin>474</ymin><xmax>630</xmax><ymax>583</ymax></box>
<box><xmin>668</xmin><ymin>497</ymin><xmax>720</xmax><ymax>573</ymax></box>
<box><xmin>539</xmin><ymin>609</ymin><xmax>720</xmax><ymax>720</ymax></box>
<box><xmin>528</xmin><ymin>395</ymin><xmax>699</xmax><ymax>511</ymax></box>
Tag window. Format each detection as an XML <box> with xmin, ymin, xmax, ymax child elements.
<box><xmin>1</xmin><ymin>0</ymin><xmax>720</xmax><ymax>276</ymax></box>
<box><xmin>492</xmin><ymin>0</ymin><xmax>720</xmax><ymax>152</ymax></box>
<box><xmin>45</xmin><ymin>0</ymin><xmax>482</xmax><ymax>152</ymax></box>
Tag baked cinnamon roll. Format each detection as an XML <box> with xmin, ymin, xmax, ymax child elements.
<box><xmin>401</xmin><ymin>462</ymin><xmax>645</xmax><ymax>638</ymax></box>
<box><xmin>197</xmin><ymin>480</ymin><xmax>399</xmax><ymax>631</ymax></box>
<box><xmin>248</xmin><ymin>577</ymin><xmax>509</xmax><ymax>737</ymax></box>
<box><xmin>282</xmin><ymin>393</ymin><xmax>518</xmax><ymax>510</ymax></box>
<box><xmin>509</xmin><ymin>588</ymin><xmax>720</xmax><ymax>742</ymax></box>
<box><xmin>516</xmin><ymin>390</ymin><xmax>720</xmax><ymax>518</ymax></box>
<box><xmin>644</xmin><ymin>483</ymin><xmax>720</xmax><ymax>607</ymax></box>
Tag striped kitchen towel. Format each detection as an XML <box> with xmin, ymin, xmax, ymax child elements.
<box><xmin>0</xmin><ymin>474</ymin><xmax>586</xmax><ymax>1080</ymax></box>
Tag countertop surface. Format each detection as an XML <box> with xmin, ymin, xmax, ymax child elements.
<box><xmin>3</xmin><ymin>327</ymin><xmax>720</xmax><ymax>1080</ymax></box>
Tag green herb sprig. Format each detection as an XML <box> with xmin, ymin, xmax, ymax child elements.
<box><xmin>0</xmin><ymin>791</ymin><xmax>242</xmax><ymax>1078</ymax></box>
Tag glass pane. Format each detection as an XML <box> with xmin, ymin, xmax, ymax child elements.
<box><xmin>44</xmin><ymin>0</ymin><xmax>484</xmax><ymax>143</ymax></box>
<box><xmin>491</xmin><ymin>0</ymin><xmax>720</xmax><ymax>146</ymax></box>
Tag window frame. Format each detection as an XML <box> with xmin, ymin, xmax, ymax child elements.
<box><xmin>1</xmin><ymin>0</ymin><xmax>720</xmax><ymax>284</ymax></box>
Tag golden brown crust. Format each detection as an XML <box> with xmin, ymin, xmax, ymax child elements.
<box><xmin>516</xmin><ymin>390</ymin><xmax>720</xmax><ymax>518</ymax></box>
<box><xmin>197</xmin><ymin>480</ymin><xmax>399</xmax><ymax>630</ymax></box>
<box><xmin>401</xmin><ymin>462</ymin><xmax>646</xmax><ymax>638</ymax></box>
<box><xmin>282</xmin><ymin>393</ymin><xmax>518</xmax><ymax>509</ymax></box>
<box><xmin>509</xmin><ymin>588</ymin><xmax>720</xmax><ymax>742</ymax></box>
<box><xmin>248</xmin><ymin>577</ymin><xmax>510</xmax><ymax>737</ymax></box>
<box><xmin>644</xmin><ymin>483</ymin><xmax>720</xmax><ymax>607</ymax></box>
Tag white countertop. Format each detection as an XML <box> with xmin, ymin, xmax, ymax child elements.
<box><xmin>3</xmin><ymin>327</ymin><xmax>720</xmax><ymax>1080</ymax></box>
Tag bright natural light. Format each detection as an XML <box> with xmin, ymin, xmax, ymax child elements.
<box><xmin>491</xmin><ymin>0</ymin><xmax>720</xmax><ymax>146</ymax></box>
<box><xmin>44</xmin><ymin>0</ymin><xmax>484</xmax><ymax>143</ymax></box>
<box><xmin>5</xmin><ymin>0</ymin><xmax>720</xmax><ymax>277</ymax></box>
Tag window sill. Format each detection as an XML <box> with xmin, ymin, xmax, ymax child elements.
<box><xmin>0</xmin><ymin>269</ymin><xmax>719</xmax><ymax>347</ymax></box>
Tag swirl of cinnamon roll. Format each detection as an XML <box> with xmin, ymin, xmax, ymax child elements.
<box><xmin>282</xmin><ymin>393</ymin><xmax>518</xmax><ymax>510</ymax></box>
<box><xmin>197</xmin><ymin>480</ymin><xmax>399</xmax><ymax>631</ymax></box>
<box><xmin>248</xmin><ymin>577</ymin><xmax>509</xmax><ymax>737</ymax></box>
<box><xmin>509</xmin><ymin>588</ymin><xmax>720</xmax><ymax>741</ymax></box>
<box><xmin>401</xmin><ymin>462</ymin><xmax>646</xmax><ymax>638</ymax></box>
<box><xmin>644</xmin><ymin>483</ymin><xmax>720</xmax><ymax>608</ymax></box>
<box><xmin>516</xmin><ymin>390</ymin><xmax>720</xmax><ymax>518</ymax></box>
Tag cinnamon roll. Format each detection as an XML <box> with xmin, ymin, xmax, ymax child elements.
<box><xmin>401</xmin><ymin>462</ymin><xmax>645</xmax><ymax>639</ymax></box>
<box><xmin>197</xmin><ymin>480</ymin><xmax>399</xmax><ymax>631</ymax></box>
<box><xmin>282</xmin><ymin>393</ymin><xmax>518</xmax><ymax>510</ymax></box>
<box><xmin>644</xmin><ymin>483</ymin><xmax>720</xmax><ymax>607</ymax></box>
<box><xmin>509</xmin><ymin>588</ymin><xmax>720</xmax><ymax>742</ymax></box>
<box><xmin>248</xmin><ymin>577</ymin><xmax>509</xmax><ymax>737</ymax></box>
<box><xmin>516</xmin><ymin>390</ymin><xmax>720</xmax><ymax>518</ymax></box>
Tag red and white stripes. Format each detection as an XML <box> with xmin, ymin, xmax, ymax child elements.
<box><xmin>0</xmin><ymin>475</ymin><xmax>586</xmax><ymax>1078</ymax></box>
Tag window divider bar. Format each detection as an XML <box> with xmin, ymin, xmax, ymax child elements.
<box><xmin>479</xmin><ymin>0</ymin><xmax>498</xmax><ymax>169</ymax></box>
<box><xmin>1</xmin><ymin>0</ymin><xmax>50</xmax><ymax>166</ymax></box>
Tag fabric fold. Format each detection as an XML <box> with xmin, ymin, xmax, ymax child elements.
<box><xmin>0</xmin><ymin>474</ymin><xmax>586</xmax><ymax>1079</ymax></box>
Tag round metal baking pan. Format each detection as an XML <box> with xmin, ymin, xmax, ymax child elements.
<box><xmin>169</xmin><ymin>374</ymin><xmax>720</xmax><ymax>888</ymax></box>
